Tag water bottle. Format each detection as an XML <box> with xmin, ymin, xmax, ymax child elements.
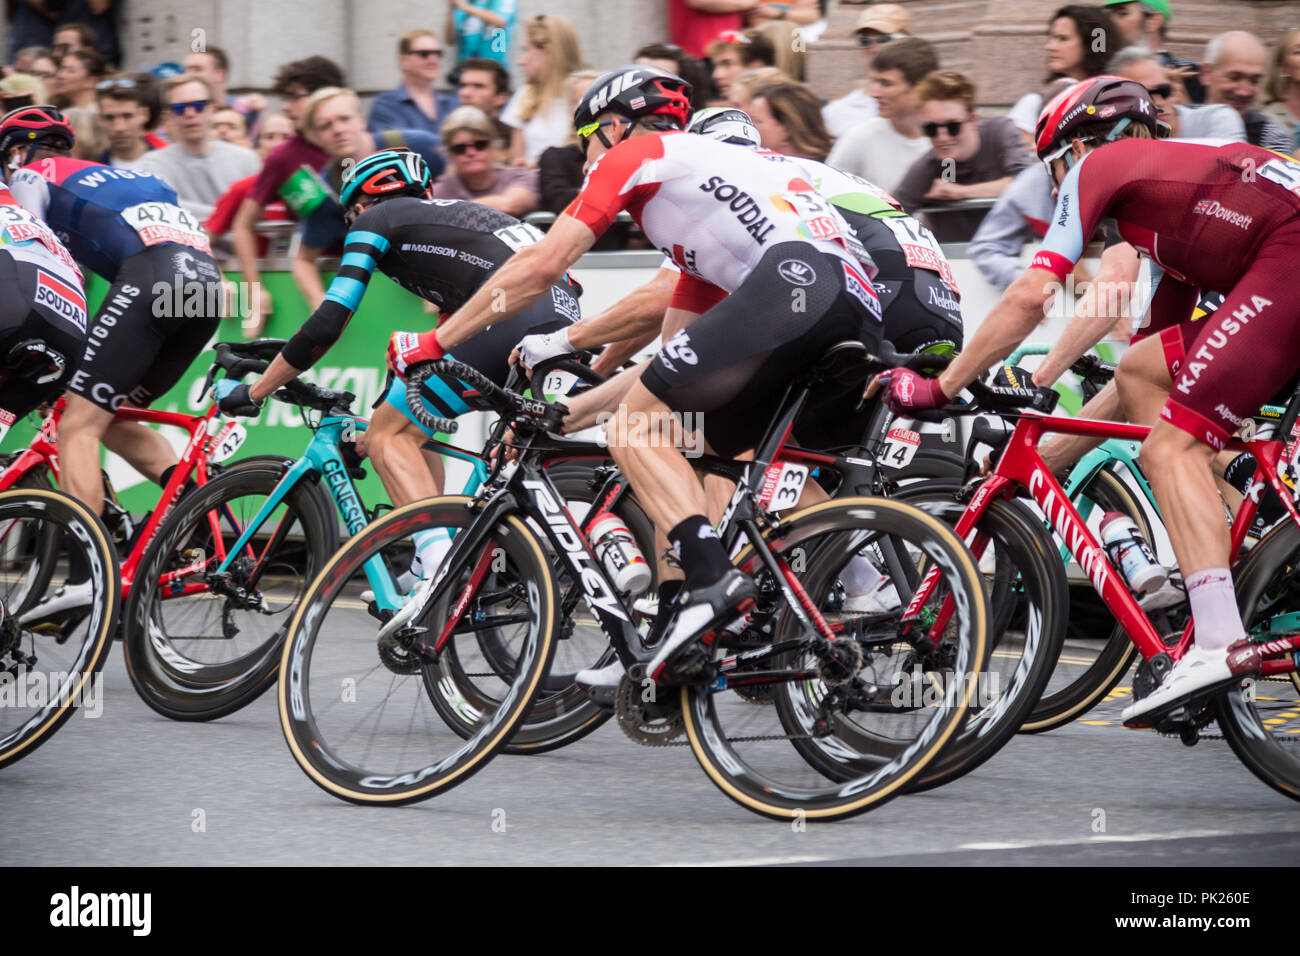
<box><xmin>1099</xmin><ymin>512</ymin><xmax>1166</xmax><ymax>596</ymax></box>
<box><xmin>589</xmin><ymin>512</ymin><xmax>652</xmax><ymax>595</ymax></box>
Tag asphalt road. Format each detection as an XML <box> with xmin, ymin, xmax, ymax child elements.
<box><xmin>2</xmin><ymin>644</ymin><xmax>1298</xmax><ymax>868</ymax></box>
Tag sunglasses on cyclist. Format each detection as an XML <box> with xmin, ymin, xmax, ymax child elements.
<box><xmin>169</xmin><ymin>99</ymin><xmax>210</xmax><ymax>116</ymax></box>
<box><xmin>922</xmin><ymin>119</ymin><xmax>966</xmax><ymax>138</ymax></box>
<box><xmin>449</xmin><ymin>138</ymin><xmax>491</xmax><ymax>155</ymax></box>
<box><xmin>577</xmin><ymin>118</ymin><xmax>620</xmax><ymax>151</ymax></box>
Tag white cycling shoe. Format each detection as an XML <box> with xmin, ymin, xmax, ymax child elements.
<box><xmin>18</xmin><ymin>580</ymin><xmax>95</xmax><ymax>630</ymax></box>
<box><xmin>361</xmin><ymin>571</ymin><xmax>418</xmax><ymax>606</ymax></box>
<box><xmin>575</xmin><ymin>660</ymin><xmax>625</xmax><ymax>707</ymax></box>
<box><xmin>842</xmin><ymin>580</ymin><xmax>900</xmax><ymax>616</ymax></box>
<box><xmin>1121</xmin><ymin>641</ymin><xmax>1262</xmax><ymax>727</ymax></box>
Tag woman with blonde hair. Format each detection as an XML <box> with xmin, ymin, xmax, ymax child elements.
<box><xmin>748</xmin><ymin>80</ymin><xmax>832</xmax><ymax>161</ymax></box>
<box><xmin>1263</xmin><ymin>28</ymin><xmax>1300</xmax><ymax>155</ymax></box>
<box><xmin>501</xmin><ymin>14</ymin><xmax>584</xmax><ymax>166</ymax></box>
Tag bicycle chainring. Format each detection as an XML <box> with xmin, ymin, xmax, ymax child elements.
<box><xmin>614</xmin><ymin>674</ymin><xmax>685</xmax><ymax>746</ymax></box>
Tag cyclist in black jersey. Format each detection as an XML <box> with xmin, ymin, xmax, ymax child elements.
<box><xmin>217</xmin><ymin>148</ymin><xmax>578</xmax><ymax>575</ymax></box>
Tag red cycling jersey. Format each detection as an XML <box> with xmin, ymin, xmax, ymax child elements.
<box><xmin>1034</xmin><ymin>139</ymin><xmax>1300</xmax><ymax>450</ymax></box>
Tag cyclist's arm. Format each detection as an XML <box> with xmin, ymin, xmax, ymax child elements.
<box><xmin>436</xmin><ymin>213</ymin><xmax>597</xmax><ymax>349</ymax></box>
<box><xmin>248</xmin><ymin>229</ymin><xmax>388</xmax><ymax>401</ymax></box>
<box><xmin>1032</xmin><ymin>241</ymin><xmax>1140</xmax><ymax>386</ymax></box>
<box><xmin>566</xmin><ymin>264</ymin><xmax>677</xmax><ymax>353</ymax></box>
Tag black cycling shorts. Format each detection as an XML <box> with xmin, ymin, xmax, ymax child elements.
<box><xmin>0</xmin><ymin>252</ymin><xmax>84</xmax><ymax>443</ymax></box>
<box><xmin>880</xmin><ymin>269</ymin><xmax>963</xmax><ymax>357</ymax></box>
<box><xmin>388</xmin><ymin>279</ymin><xmax>579</xmax><ymax>433</ymax></box>
<box><xmin>69</xmin><ymin>244</ymin><xmax>224</xmax><ymax>413</ymax></box>
<box><xmin>641</xmin><ymin>242</ymin><xmax>882</xmax><ymax>458</ymax></box>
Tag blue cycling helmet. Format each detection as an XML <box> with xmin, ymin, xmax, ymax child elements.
<box><xmin>340</xmin><ymin>147</ymin><xmax>432</xmax><ymax>210</ymax></box>
<box><xmin>686</xmin><ymin>107</ymin><xmax>761</xmax><ymax>147</ymax></box>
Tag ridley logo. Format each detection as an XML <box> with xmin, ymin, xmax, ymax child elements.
<box><xmin>777</xmin><ymin>258</ymin><xmax>816</xmax><ymax>286</ymax></box>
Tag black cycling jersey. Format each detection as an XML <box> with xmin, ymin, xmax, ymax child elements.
<box><xmin>281</xmin><ymin>196</ymin><xmax>580</xmax><ymax>372</ymax></box>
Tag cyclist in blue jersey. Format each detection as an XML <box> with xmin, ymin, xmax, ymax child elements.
<box><xmin>0</xmin><ymin>105</ymin><xmax>228</xmax><ymax>619</ymax></box>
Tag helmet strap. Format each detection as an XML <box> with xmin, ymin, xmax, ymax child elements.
<box><xmin>1104</xmin><ymin>117</ymin><xmax>1133</xmax><ymax>142</ymax></box>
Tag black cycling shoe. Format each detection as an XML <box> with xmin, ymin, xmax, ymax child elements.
<box><xmin>647</xmin><ymin>569</ymin><xmax>757</xmax><ymax>685</ymax></box>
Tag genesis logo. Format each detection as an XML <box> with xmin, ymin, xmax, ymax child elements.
<box><xmin>777</xmin><ymin>259</ymin><xmax>816</xmax><ymax>286</ymax></box>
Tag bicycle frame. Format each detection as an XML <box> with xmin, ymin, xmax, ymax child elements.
<box><xmin>912</xmin><ymin>412</ymin><xmax>1300</xmax><ymax>678</ymax></box>
<box><xmin>0</xmin><ymin>397</ymin><xmax>238</xmax><ymax>596</ymax></box>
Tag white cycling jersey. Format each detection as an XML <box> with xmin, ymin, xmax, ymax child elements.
<box><xmin>565</xmin><ymin>131</ymin><xmax>873</xmax><ymax>308</ymax></box>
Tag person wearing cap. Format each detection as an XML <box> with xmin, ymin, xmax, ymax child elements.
<box><xmin>433</xmin><ymin>105</ymin><xmax>537</xmax><ymax>216</ymax></box>
<box><xmin>0</xmin><ymin>73</ymin><xmax>48</xmax><ymax>111</ymax></box>
<box><xmin>821</xmin><ymin>3</ymin><xmax>911</xmax><ymax>138</ymax></box>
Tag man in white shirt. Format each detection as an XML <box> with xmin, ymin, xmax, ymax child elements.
<box><xmin>821</xmin><ymin>3</ymin><xmax>911</xmax><ymax>138</ymax></box>
<box><xmin>138</xmin><ymin>74</ymin><xmax>260</xmax><ymax>222</ymax></box>
<box><xmin>826</xmin><ymin>36</ymin><xmax>937</xmax><ymax>195</ymax></box>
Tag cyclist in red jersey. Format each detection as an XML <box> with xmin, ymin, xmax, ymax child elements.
<box><xmin>385</xmin><ymin>65</ymin><xmax>883</xmax><ymax>687</ymax></box>
<box><xmin>880</xmin><ymin>75</ymin><xmax>1300</xmax><ymax>725</ymax></box>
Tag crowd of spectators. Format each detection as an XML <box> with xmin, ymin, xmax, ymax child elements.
<box><xmin>0</xmin><ymin>0</ymin><xmax>1294</xmax><ymax>322</ymax></box>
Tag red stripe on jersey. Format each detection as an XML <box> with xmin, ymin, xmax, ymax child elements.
<box><xmin>669</xmin><ymin>272</ymin><xmax>727</xmax><ymax>314</ymax></box>
<box><xmin>1030</xmin><ymin>249</ymin><xmax>1073</xmax><ymax>280</ymax></box>
<box><xmin>562</xmin><ymin>133</ymin><xmax>670</xmax><ymax>237</ymax></box>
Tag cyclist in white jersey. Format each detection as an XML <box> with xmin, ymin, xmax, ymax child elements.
<box><xmin>386</xmin><ymin>65</ymin><xmax>884</xmax><ymax>685</ymax></box>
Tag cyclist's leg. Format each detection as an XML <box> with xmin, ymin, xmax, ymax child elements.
<box><xmin>367</xmin><ymin>397</ymin><xmax>444</xmax><ymax>505</ymax></box>
<box><xmin>1122</xmin><ymin>219</ymin><xmax>1300</xmax><ymax>719</ymax></box>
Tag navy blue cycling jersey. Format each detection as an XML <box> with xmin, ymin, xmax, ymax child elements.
<box><xmin>7</xmin><ymin>156</ymin><xmax>211</xmax><ymax>279</ymax></box>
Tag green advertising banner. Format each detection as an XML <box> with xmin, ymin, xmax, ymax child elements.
<box><xmin>4</xmin><ymin>268</ymin><xmax>434</xmax><ymax>512</ymax></box>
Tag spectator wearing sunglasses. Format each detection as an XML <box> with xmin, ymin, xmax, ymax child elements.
<box><xmin>433</xmin><ymin>106</ymin><xmax>536</xmax><ymax>217</ymax></box>
<box><xmin>368</xmin><ymin>29</ymin><xmax>459</xmax><ymax>143</ymax></box>
<box><xmin>94</xmin><ymin>75</ymin><xmax>164</xmax><ymax>169</ymax></box>
<box><xmin>184</xmin><ymin>46</ymin><xmax>265</xmax><ymax>131</ymax></box>
<box><xmin>891</xmin><ymin>70</ymin><xmax>1033</xmax><ymax>243</ymax></box>
<box><xmin>1112</xmin><ymin>47</ymin><xmax>1244</xmax><ymax>141</ymax></box>
<box><xmin>137</xmin><ymin>74</ymin><xmax>260</xmax><ymax>222</ymax></box>
<box><xmin>821</xmin><ymin>3</ymin><xmax>910</xmax><ymax>137</ymax></box>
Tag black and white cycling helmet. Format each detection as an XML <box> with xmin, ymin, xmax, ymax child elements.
<box><xmin>686</xmin><ymin>107</ymin><xmax>761</xmax><ymax>147</ymax></box>
<box><xmin>573</xmin><ymin>65</ymin><xmax>692</xmax><ymax>149</ymax></box>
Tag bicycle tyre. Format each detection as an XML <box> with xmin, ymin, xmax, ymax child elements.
<box><xmin>1215</xmin><ymin>518</ymin><xmax>1300</xmax><ymax>802</ymax></box>
<box><xmin>887</xmin><ymin>486</ymin><xmax>1068</xmax><ymax>791</ymax></box>
<box><xmin>0</xmin><ymin>487</ymin><xmax>119</xmax><ymax>769</ymax></box>
<box><xmin>682</xmin><ymin>496</ymin><xmax>989</xmax><ymax>821</ymax></box>
<box><xmin>424</xmin><ymin>467</ymin><xmax>648</xmax><ymax>754</ymax></box>
<box><xmin>278</xmin><ymin>496</ymin><xmax>558</xmax><ymax>805</ymax></box>
<box><xmin>1020</xmin><ymin>466</ymin><xmax>1146</xmax><ymax>732</ymax></box>
<box><xmin>121</xmin><ymin>463</ymin><xmax>337</xmax><ymax>721</ymax></box>
<box><xmin>0</xmin><ymin>456</ymin><xmax>61</xmax><ymax>614</ymax></box>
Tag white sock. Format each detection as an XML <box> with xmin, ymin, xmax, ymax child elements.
<box><xmin>841</xmin><ymin>553</ymin><xmax>884</xmax><ymax>597</ymax></box>
<box><xmin>411</xmin><ymin>528</ymin><xmax>453</xmax><ymax>580</ymax></box>
<box><xmin>1185</xmin><ymin>568</ymin><xmax>1246</xmax><ymax>651</ymax></box>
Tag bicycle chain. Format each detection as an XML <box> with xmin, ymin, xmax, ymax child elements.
<box><xmin>1152</xmin><ymin>676</ymin><xmax>1300</xmax><ymax>743</ymax></box>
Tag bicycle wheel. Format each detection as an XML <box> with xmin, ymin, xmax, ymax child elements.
<box><xmin>432</xmin><ymin>467</ymin><xmax>647</xmax><ymax>755</ymax></box>
<box><xmin>681</xmin><ymin>496</ymin><xmax>989</xmax><ymax>821</ymax></box>
<box><xmin>0</xmin><ymin>456</ymin><xmax>60</xmax><ymax>614</ymax></box>
<box><xmin>1021</xmin><ymin>465</ymin><xmax>1147</xmax><ymax>732</ymax></box>
<box><xmin>887</xmin><ymin>486</ymin><xmax>1068</xmax><ymax>791</ymax></box>
<box><xmin>1215</xmin><ymin>518</ymin><xmax>1300</xmax><ymax>801</ymax></box>
<box><xmin>121</xmin><ymin>463</ymin><xmax>336</xmax><ymax>721</ymax></box>
<box><xmin>0</xmin><ymin>487</ymin><xmax>119</xmax><ymax>769</ymax></box>
<box><xmin>278</xmin><ymin>496</ymin><xmax>558</xmax><ymax>805</ymax></box>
